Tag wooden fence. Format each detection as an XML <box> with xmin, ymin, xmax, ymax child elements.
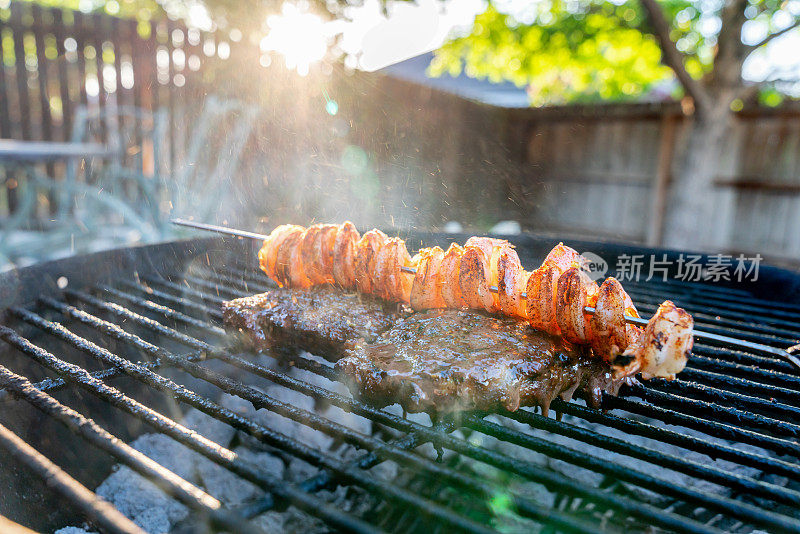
<box><xmin>0</xmin><ymin>1</ymin><xmax>230</xmax><ymax>220</ymax></box>
<box><xmin>239</xmin><ymin>74</ymin><xmax>800</xmax><ymax>264</ymax></box>
<box><xmin>500</xmin><ymin>102</ymin><xmax>800</xmax><ymax>262</ymax></box>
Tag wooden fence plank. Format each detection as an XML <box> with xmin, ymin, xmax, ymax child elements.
<box><xmin>32</xmin><ymin>5</ymin><xmax>56</xmax><ymax>212</ymax></box>
<box><xmin>73</xmin><ymin>11</ymin><xmax>88</xmax><ymax>108</ymax></box>
<box><xmin>92</xmin><ymin>13</ymin><xmax>107</xmax><ymax>142</ymax></box>
<box><xmin>53</xmin><ymin>9</ymin><xmax>72</xmax><ymax>142</ymax></box>
<box><xmin>0</xmin><ymin>26</ymin><xmax>11</xmax><ymax>139</ymax></box>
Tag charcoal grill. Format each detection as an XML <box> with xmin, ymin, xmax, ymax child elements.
<box><xmin>1</xmin><ymin>233</ymin><xmax>800</xmax><ymax>534</ymax></box>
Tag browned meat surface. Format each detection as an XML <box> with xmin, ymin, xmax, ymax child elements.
<box><xmin>222</xmin><ymin>286</ymin><xmax>404</xmax><ymax>360</ymax></box>
<box><xmin>336</xmin><ymin>309</ymin><xmax>626</xmax><ymax>414</ymax></box>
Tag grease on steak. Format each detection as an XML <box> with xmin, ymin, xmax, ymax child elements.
<box><xmin>222</xmin><ymin>287</ymin><xmax>403</xmax><ymax>359</ymax></box>
<box><xmin>337</xmin><ymin>309</ymin><xmax>624</xmax><ymax>414</ymax></box>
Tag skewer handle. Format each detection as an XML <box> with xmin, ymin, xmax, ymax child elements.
<box><xmin>172</xmin><ymin>218</ymin><xmax>269</xmax><ymax>241</ymax></box>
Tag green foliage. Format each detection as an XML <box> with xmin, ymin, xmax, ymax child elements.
<box><xmin>431</xmin><ymin>0</ymin><xmax>798</xmax><ymax>105</ymax></box>
<box><xmin>431</xmin><ymin>3</ymin><xmax>675</xmax><ymax>105</ymax></box>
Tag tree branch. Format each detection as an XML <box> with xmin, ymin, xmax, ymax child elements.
<box><xmin>747</xmin><ymin>19</ymin><xmax>800</xmax><ymax>50</ymax></box>
<box><xmin>639</xmin><ymin>0</ymin><xmax>709</xmax><ymax>110</ymax></box>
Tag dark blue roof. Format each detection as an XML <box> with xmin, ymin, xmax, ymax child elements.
<box><xmin>380</xmin><ymin>52</ymin><xmax>532</xmax><ymax>108</ymax></box>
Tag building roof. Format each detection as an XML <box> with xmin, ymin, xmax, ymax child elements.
<box><xmin>380</xmin><ymin>52</ymin><xmax>532</xmax><ymax>108</ymax></box>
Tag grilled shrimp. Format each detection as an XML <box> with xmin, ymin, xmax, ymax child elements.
<box><xmin>332</xmin><ymin>221</ymin><xmax>360</xmax><ymax>289</ymax></box>
<box><xmin>555</xmin><ymin>268</ymin><xmax>599</xmax><ymax>345</ymax></box>
<box><xmin>618</xmin><ymin>301</ymin><xmax>694</xmax><ymax>380</ymax></box>
<box><xmin>373</xmin><ymin>237</ymin><xmax>413</xmax><ymax>302</ymax></box>
<box><xmin>526</xmin><ymin>265</ymin><xmax>560</xmax><ymax>335</ymax></box>
<box><xmin>274</xmin><ymin>230</ymin><xmax>312</xmax><ymax>288</ymax></box>
<box><xmin>459</xmin><ymin>246</ymin><xmax>497</xmax><ymax>313</ymax></box>
<box><xmin>259</xmin><ymin>223</ymin><xmax>695</xmax><ymax>382</ymax></box>
<box><xmin>355</xmin><ymin>229</ymin><xmax>387</xmax><ymax>295</ymax></box>
<box><xmin>497</xmin><ymin>251</ymin><xmax>529</xmax><ymax>319</ymax></box>
<box><xmin>259</xmin><ymin>224</ymin><xmax>304</xmax><ymax>282</ymax></box>
<box><xmin>464</xmin><ymin>237</ymin><xmax>519</xmax><ymax>310</ymax></box>
<box><xmin>299</xmin><ymin>224</ymin><xmax>338</xmax><ymax>285</ymax></box>
<box><xmin>440</xmin><ymin>243</ymin><xmax>467</xmax><ymax>308</ymax></box>
<box><xmin>410</xmin><ymin>246</ymin><xmax>446</xmax><ymax>310</ymax></box>
<box><xmin>590</xmin><ymin>277</ymin><xmax>635</xmax><ymax>363</ymax></box>
<box><xmin>542</xmin><ymin>242</ymin><xmax>583</xmax><ymax>271</ymax></box>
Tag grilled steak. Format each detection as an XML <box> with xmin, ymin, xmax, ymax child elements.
<box><xmin>336</xmin><ymin>309</ymin><xmax>625</xmax><ymax>414</ymax></box>
<box><xmin>223</xmin><ymin>286</ymin><xmax>404</xmax><ymax>359</ymax></box>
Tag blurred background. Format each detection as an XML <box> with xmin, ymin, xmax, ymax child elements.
<box><xmin>1</xmin><ymin>0</ymin><xmax>799</xmax><ymax>271</ymax></box>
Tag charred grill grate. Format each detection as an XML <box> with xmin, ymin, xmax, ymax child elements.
<box><xmin>0</xmin><ymin>237</ymin><xmax>799</xmax><ymax>533</ymax></box>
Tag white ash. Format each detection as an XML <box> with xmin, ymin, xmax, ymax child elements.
<box><xmin>54</xmin><ymin>527</ymin><xmax>94</xmax><ymax>534</ymax></box>
<box><xmin>196</xmin><ymin>446</ymin><xmax>284</xmax><ymax>507</ymax></box>
<box><xmin>54</xmin><ymin>363</ymin><xmax>397</xmax><ymax>534</ymax></box>
<box><xmin>94</xmin><ymin>434</ymin><xmax>196</xmax><ymax>533</ymax></box>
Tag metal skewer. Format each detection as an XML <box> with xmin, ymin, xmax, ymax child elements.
<box><xmin>171</xmin><ymin>219</ymin><xmax>800</xmax><ymax>369</ymax></box>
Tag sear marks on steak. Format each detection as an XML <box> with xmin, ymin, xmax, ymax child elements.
<box><xmin>222</xmin><ymin>286</ymin><xmax>404</xmax><ymax>360</ymax></box>
<box><xmin>336</xmin><ymin>309</ymin><xmax>626</xmax><ymax>414</ymax></box>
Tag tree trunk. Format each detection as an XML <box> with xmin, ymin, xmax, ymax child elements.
<box><xmin>661</xmin><ymin>101</ymin><xmax>737</xmax><ymax>251</ymax></box>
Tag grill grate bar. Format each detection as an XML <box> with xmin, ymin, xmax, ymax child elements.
<box><xmin>605</xmin><ymin>396</ymin><xmax>800</xmax><ymax>457</ymax></box>
<box><xmin>123</xmin><ymin>277</ymin><xmax>223</xmax><ymax>324</ymax></box>
<box><xmin>631</xmin><ymin>300</ymin><xmax>800</xmax><ymax>341</ymax></box>
<box><xmin>0</xmin><ymin>355</ymin><xmax>255</xmax><ymax>534</ymax></box>
<box><xmin>0</xmin><ymin>421</ymin><xmax>146</xmax><ymax>534</ymax></box>
<box><xmin>693</xmin><ymin>345</ymin><xmax>800</xmax><ymax>376</ymax></box>
<box><xmin>619</xmin><ymin>281</ymin><xmax>800</xmax><ymax>321</ymax></box>
<box><xmin>623</xmin><ymin>284</ymin><xmax>797</xmax><ymax>322</ymax></box>
<box><xmin>621</xmin><ymin>276</ymin><xmax>754</xmax><ymax>299</ymax></box>
<box><xmin>57</xmin><ymin>292</ymin><xmax>617</xmax><ymax>534</ymax></box>
<box><xmin>100</xmin><ymin>285</ymin><xmax>227</xmax><ymax>336</ymax></box>
<box><xmin>664</xmin><ymin>368</ymin><xmax>800</xmax><ymax>407</ymax></box>
<box><xmin>550</xmin><ymin>399</ymin><xmax>800</xmax><ymax>479</ymax></box>
<box><xmin>32</xmin><ymin>299</ymin><xmax>545</xmax><ymax>534</ymax></box>
<box><xmin>500</xmin><ymin>406</ymin><xmax>800</xmax><ymax>506</ymax></box>
<box><xmin>647</xmin><ymin>378</ymin><xmax>800</xmax><ymax>420</ymax></box>
<box><xmin>233</xmin><ymin>347</ymin><xmax>795</xmax><ymax>533</ymax></box>
<box><xmin>94</xmin><ymin>279</ymin><xmax>725</xmax><ymax>533</ymax></box>
<box><xmin>624</xmin><ymin>384</ymin><xmax>800</xmax><ymax>437</ymax></box>
<box><xmin>242</xmin><ymin>431</ymin><xmax>430</xmax><ymax>520</ymax></box>
<box><xmin>142</xmin><ymin>276</ymin><xmax>228</xmax><ymax>307</ymax></box>
<box><xmin>219</xmin><ymin>350</ymin><xmax>723</xmax><ymax>534</ymax></box>
<box><xmin>0</xmin><ymin>320</ymin><xmax>376</xmax><ymax>534</ymax></box>
<box><xmin>0</xmin><ymin>359</ymin><xmax>157</xmax><ymax>401</ymax></box>
<box><xmin>116</xmin><ymin>279</ymin><xmax>225</xmax><ymax>321</ymax></box>
<box><xmin>621</xmin><ymin>277</ymin><xmax>800</xmax><ymax>314</ymax></box>
<box><xmin>460</xmin><ymin>413</ymin><xmax>800</xmax><ymax>532</ymax></box>
<box><xmin>687</xmin><ymin>355</ymin><xmax>800</xmax><ymax>391</ymax></box>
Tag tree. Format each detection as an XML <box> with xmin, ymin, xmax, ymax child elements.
<box><xmin>431</xmin><ymin>0</ymin><xmax>800</xmax><ymax>250</ymax></box>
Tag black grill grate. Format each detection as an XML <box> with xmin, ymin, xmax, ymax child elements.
<box><xmin>0</xmin><ymin>238</ymin><xmax>799</xmax><ymax>533</ymax></box>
